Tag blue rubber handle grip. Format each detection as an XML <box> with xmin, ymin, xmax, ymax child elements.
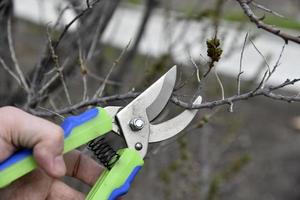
<box><xmin>86</xmin><ymin>148</ymin><xmax>144</xmax><ymax>200</ymax></box>
<box><xmin>108</xmin><ymin>166</ymin><xmax>142</xmax><ymax>200</ymax></box>
<box><xmin>0</xmin><ymin>108</ymin><xmax>99</xmax><ymax>171</ymax></box>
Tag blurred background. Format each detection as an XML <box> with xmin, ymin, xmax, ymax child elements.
<box><xmin>1</xmin><ymin>0</ymin><xmax>300</xmax><ymax>199</ymax></box>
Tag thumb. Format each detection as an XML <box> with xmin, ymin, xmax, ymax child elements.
<box><xmin>0</xmin><ymin>106</ymin><xmax>66</xmax><ymax>178</ymax></box>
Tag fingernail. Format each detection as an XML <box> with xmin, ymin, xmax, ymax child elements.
<box><xmin>53</xmin><ymin>155</ymin><xmax>66</xmax><ymax>177</ymax></box>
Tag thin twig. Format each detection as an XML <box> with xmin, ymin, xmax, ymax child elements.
<box><xmin>252</xmin><ymin>1</ymin><xmax>285</xmax><ymax>18</ymax></box>
<box><xmin>78</xmin><ymin>39</ymin><xmax>88</xmax><ymax>101</ymax></box>
<box><xmin>268</xmin><ymin>78</ymin><xmax>299</xmax><ymax>91</ymax></box>
<box><xmin>266</xmin><ymin>43</ymin><xmax>286</xmax><ymax>81</ymax></box>
<box><xmin>38</xmin><ymin>73</ymin><xmax>60</xmax><ymax>95</ymax></box>
<box><xmin>0</xmin><ymin>57</ymin><xmax>21</xmax><ymax>86</ymax></box>
<box><xmin>249</xmin><ymin>38</ymin><xmax>271</xmax><ymax>73</ymax></box>
<box><xmin>37</xmin><ymin>106</ymin><xmax>65</xmax><ymax>120</ymax></box>
<box><xmin>29</xmin><ymin>0</ymin><xmax>101</xmax><ymax>96</ymax></box>
<box><xmin>47</xmin><ymin>28</ymin><xmax>72</xmax><ymax>105</ymax></box>
<box><xmin>54</xmin><ymin>0</ymin><xmax>100</xmax><ymax>50</ymax></box>
<box><xmin>87</xmin><ymin>72</ymin><xmax>121</xmax><ymax>86</ymax></box>
<box><xmin>86</xmin><ymin>0</ymin><xmax>91</xmax><ymax>8</ymax></box>
<box><xmin>237</xmin><ymin>33</ymin><xmax>248</xmax><ymax>95</ymax></box>
<box><xmin>49</xmin><ymin>96</ymin><xmax>59</xmax><ymax>112</ymax></box>
<box><xmin>53</xmin><ymin>5</ymin><xmax>71</xmax><ymax>30</ymax></box>
<box><xmin>253</xmin><ymin>69</ymin><xmax>269</xmax><ymax>92</ymax></box>
<box><xmin>190</xmin><ymin>56</ymin><xmax>201</xmax><ymax>83</ymax></box>
<box><xmin>29</xmin><ymin>92</ymin><xmax>140</xmax><ymax>116</ymax></box>
<box><xmin>7</xmin><ymin>17</ymin><xmax>30</xmax><ymax>92</ymax></box>
<box><xmin>38</xmin><ymin>58</ymin><xmax>69</xmax><ymax>95</ymax></box>
<box><xmin>93</xmin><ymin>40</ymin><xmax>131</xmax><ymax>99</ymax></box>
<box><xmin>214</xmin><ymin>66</ymin><xmax>225</xmax><ymax>100</ymax></box>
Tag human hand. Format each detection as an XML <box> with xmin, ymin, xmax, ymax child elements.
<box><xmin>0</xmin><ymin>107</ymin><xmax>103</xmax><ymax>200</ymax></box>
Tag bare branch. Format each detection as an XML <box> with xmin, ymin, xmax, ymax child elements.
<box><xmin>7</xmin><ymin>17</ymin><xmax>30</xmax><ymax>92</ymax></box>
<box><xmin>263</xmin><ymin>92</ymin><xmax>300</xmax><ymax>103</ymax></box>
<box><xmin>0</xmin><ymin>57</ymin><xmax>21</xmax><ymax>86</ymax></box>
<box><xmin>78</xmin><ymin>39</ymin><xmax>88</xmax><ymax>101</ymax></box>
<box><xmin>173</xmin><ymin>78</ymin><xmax>300</xmax><ymax>109</ymax></box>
<box><xmin>254</xmin><ymin>69</ymin><xmax>269</xmax><ymax>91</ymax></box>
<box><xmin>252</xmin><ymin>1</ymin><xmax>285</xmax><ymax>18</ymax></box>
<box><xmin>29</xmin><ymin>92</ymin><xmax>140</xmax><ymax>116</ymax></box>
<box><xmin>93</xmin><ymin>40</ymin><xmax>131</xmax><ymax>99</ymax></box>
<box><xmin>54</xmin><ymin>0</ymin><xmax>101</xmax><ymax>50</ymax></box>
<box><xmin>249</xmin><ymin>38</ymin><xmax>270</xmax><ymax>73</ymax></box>
<box><xmin>266</xmin><ymin>43</ymin><xmax>286</xmax><ymax>81</ymax></box>
<box><xmin>49</xmin><ymin>96</ymin><xmax>59</xmax><ymax>112</ymax></box>
<box><xmin>86</xmin><ymin>0</ymin><xmax>91</xmax><ymax>8</ymax></box>
<box><xmin>53</xmin><ymin>6</ymin><xmax>69</xmax><ymax>28</ymax></box>
<box><xmin>236</xmin><ymin>0</ymin><xmax>300</xmax><ymax>44</ymax></box>
<box><xmin>38</xmin><ymin>73</ymin><xmax>60</xmax><ymax>95</ymax></box>
<box><xmin>37</xmin><ymin>57</ymin><xmax>70</xmax><ymax>95</ymax></box>
<box><xmin>28</xmin><ymin>78</ymin><xmax>300</xmax><ymax>118</ymax></box>
<box><xmin>87</xmin><ymin>72</ymin><xmax>121</xmax><ymax>86</ymax></box>
<box><xmin>237</xmin><ymin>33</ymin><xmax>248</xmax><ymax>95</ymax></box>
<box><xmin>190</xmin><ymin>56</ymin><xmax>201</xmax><ymax>83</ymax></box>
<box><xmin>214</xmin><ymin>67</ymin><xmax>225</xmax><ymax>100</ymax></box>
<box><xmin>37</xmin><ymin>106</ymin><xmax>65</xmax><ymax>120</ymax></box>
<box><xmin>47</xmin><ymin>28</ymin><xmax>72</xmax><ymax>105</ymax></box>
<box><xmin>29</xmin><ymin>0</ymin><xmax>103</xmax><ymax>97</ymax></box>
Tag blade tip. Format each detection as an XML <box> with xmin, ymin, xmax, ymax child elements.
<box><xmin>163</xmin><ymin>65</ymin><xmax>177</xmax><ymax>83</ymax></box>
<box><xmin>170</xmin><ymin>65</ymin><xmax>177</xmax><ymax>72</ymax></box>
<box><xmin>193</xmin><ymin>96</ymin><xmax>202</xmax><ymax>105</ymax></box>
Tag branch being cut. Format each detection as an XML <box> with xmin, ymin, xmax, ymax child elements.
<box><xmin>29</xmin><ymin>78</ymin><xmax>300</xmax><ymax>117</ymax></box>
<box><xmin>235</xmin><ymin>0</ymin><xmax>300</xmax><ymax>44</ymax></box>
<box><xmin>173</xmin><ymin>78</ymin><xmax>300</xmax><ymax>109</ymax></box>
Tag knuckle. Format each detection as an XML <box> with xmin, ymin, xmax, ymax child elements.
<box><xmin>0</xmin><ymin>106</ymin><xmax>23</xmax><ymax>129</ymax></box>
<box><xmin>0</xmin><ymin>106</ymin><xmax>21</xmax><ymax>115</ymax></box>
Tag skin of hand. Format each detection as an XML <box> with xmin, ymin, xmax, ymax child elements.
<box><xmin>0</xmin><ymin>106</ymin><xmax>103</xmax><ymax>200</ymax></box>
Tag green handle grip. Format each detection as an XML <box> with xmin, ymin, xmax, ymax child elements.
<box><xmin>86</xmin><ymin>148</ymin><xmax>144</xmax><ymax>200</ymax></box>
<box><xmin>0</xmin><ymin>107</ymin><xmax>113</xmax><ymax>188</ymax></box>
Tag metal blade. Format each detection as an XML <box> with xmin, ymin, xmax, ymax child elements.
<box><xmin>149</xmin><ymin>96</ymin><xmax>202</xmax><ymax>143</ymax></box>
<box><xmin>121</xmin><ymin>66</ymin><xmax>177</xmax><ymax>118</ymax></box>
<box><xmin>116</xmin><ymin>66</ymin><xmax>177</xmax><ymax>158</ymax></box>
<box><xmin>146</xmin><ymin>65</ymin><xmax>177</xmax><ymax>121</ymax></box>
<box><xmin>104</xmin><ymin>106</ymin><xmax>122</xmax><ymax>134</ymax></box>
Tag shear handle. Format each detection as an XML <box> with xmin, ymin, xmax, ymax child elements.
<box><xmin>0</xmin><ymin>107</ymin><xmax>113</xmax><ymax>188</ymax></box>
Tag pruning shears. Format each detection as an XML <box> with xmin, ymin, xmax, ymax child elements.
<box><xmin>0</xmin><ymin>66</ymin><xmax>202</xmax><ymax>200</ymax></box>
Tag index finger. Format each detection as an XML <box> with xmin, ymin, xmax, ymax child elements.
<box><xmin>0</xmin><ymin>106</ymin><xmax>66</xmax><ymax>178</ymax></box>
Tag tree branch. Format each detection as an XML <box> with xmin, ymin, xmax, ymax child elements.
<box><xmin>28</xmin><ymin>78</ymin><xmax>300</xmax><ymax>117</ymax></box>
<box><xmin>236</xmin><ymin>0</ymin><xmax>300</xmax><ymax>44</ymax></box>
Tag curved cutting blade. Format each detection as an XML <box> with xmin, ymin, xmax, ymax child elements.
<box><xmin>149</xmin><ymin>96</ymin><xmax>202</xmax><ymax>143</ymax></box>
<box><xmin>145</xmin><ymin>65</ymin><xmax>177</xmax><ymax>121</ymax></box>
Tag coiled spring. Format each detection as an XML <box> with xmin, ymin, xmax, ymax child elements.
<box><xmin>87</xmin><ymin>137</ymin><xmax>120</xmax><ymax>170</ymax></box>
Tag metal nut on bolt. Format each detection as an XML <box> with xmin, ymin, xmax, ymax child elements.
<box><xmin>129</xmin><ymin>118</ymin><xmax>145</xmax><ymax>131</ymax></box>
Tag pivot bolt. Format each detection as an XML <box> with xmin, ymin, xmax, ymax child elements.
<box><xmin>135</xmin><ymin>142</ymin><xmax>143</xmax><ymax>151</ymax></box>
<box><xmin>129</xmin><ymin>118</ymin><xmax>145</xmax><ymax>131</ymax></box>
